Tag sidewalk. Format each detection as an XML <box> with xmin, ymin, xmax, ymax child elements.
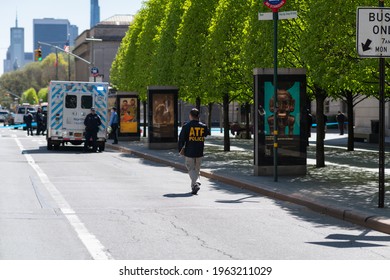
<box><xmin>107</xmin><ymin>129</ymin><xmax>390</xmax><ymax>234</ymax></box>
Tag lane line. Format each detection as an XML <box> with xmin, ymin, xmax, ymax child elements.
<box><xmin>15</xmin><ymin>137</ymin><xmax>113</xmax><ymax>260</ymax></box>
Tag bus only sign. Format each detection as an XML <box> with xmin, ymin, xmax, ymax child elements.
<box><xmin>357</xmin><ymin>7</ymin><xmax>390</xmax><ymax>57</ymax></box>
<box><xmin>263</xmin><ymin>0</ymin><xmax>286</xmax><ymax>12</ymax></box>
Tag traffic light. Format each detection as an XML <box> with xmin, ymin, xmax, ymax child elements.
<box><xmin>34</xmin><ymin>48</ymin><xmax>42</xmax><ymax>61</ymax></box>
<box><xmin>37</xmin><ymin>48</ymin><xmax>42</xmax><ymax>61</ymax></box>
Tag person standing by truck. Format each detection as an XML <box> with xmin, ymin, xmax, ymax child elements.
<box><xmin>178</xmin><ymin>108</ymin><xmax>208</xmax><ymax>195</ymax></box>
<box><xmin>84</xmin><ymin>107</ymin><xmax>102</xmax><ymax>152</ymax></box>
<box><xmin>109</xmin><ymin>107</ymin><xmax>119</xmax><ymax>144</ymax></box>
<box><xmin>36</xmin><ymin>108</ymin><xmax>45</xmax><ymax>136</ymax></box>
<box><xmin>23</xmin><ymin>109</ymin><xmax>34</xmax><ymax>136</ymax></box>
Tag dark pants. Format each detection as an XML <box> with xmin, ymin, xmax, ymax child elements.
<box><xmin>111</xmin><ymin>123</ymin><xmax>118</xmax><ymax>143</ymax></box>
<box><xmin>26</xmin><ymin>123</ymin><xmax>33</xmax><ymax>135</ymax></box>
<box><xmin>37</xmin><ymin>123</ymin><xmax>45</xmax><ymax>135</ymax></box>
<box><xmin>338</xmin><ymin>122</ymin><xmax>344</xmax><ymax>135</ymax></box>
<box><xmin>84</xmin><ymin>129</ymin><xmax>98</xmax><ymax>151</ymax></box>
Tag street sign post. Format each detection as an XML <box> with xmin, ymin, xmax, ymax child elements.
<box><xmin>356</xmin><ymin>5</ymin><xmax>386</xmax><ymax>208</ymax></box>
<box><xmin>263</xmin><ymin>0</ymin><xmax>287</xmax><ymax>182</ymax></box>
<box><xmin>259</xmin><ymin>11</ymin><xmax>297</xmax><ymax>20</ymax></box>
<box><xmin>91</xmin><ymin>67</ymin><xmax>99</xmax><ymax>77</ymax></box>
<box><xmin>357</xmin><ymin>7</ymin><xmax>390</xmax><ymax>57</ymax></box>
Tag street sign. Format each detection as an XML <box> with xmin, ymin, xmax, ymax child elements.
<box><xmin>259</xmin><ymin>11</ymin><xmax>297</xmax><ymax>21</ymax></box>
<box><xmin>91</xmin><ymin>67</ymin><xmax>99</xmax><ymax>77</ymax></box>
<box><xmin>357</xmin><ymin>7</ymin><xmax>390</xmax><ymax>57</ymax></box>
<box><xmin>263</xmin><ymin>0</ymin><xmax>286</xmax><ymax>12</ymax></box>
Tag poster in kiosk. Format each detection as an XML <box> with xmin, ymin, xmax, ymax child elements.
<box><xmin>116</xmin><ymin>92</ymin><xmax>140</xmax><ymax>141</ymax></box>
<box><xmin>147</xmin><ymin>86</ymin><xmax>178</xmax><ymax>149</ymax></box>
<box><xmin>253</xmin><ymin>68</ymin><xmax>307</xmax><ymax>176</ymax></box>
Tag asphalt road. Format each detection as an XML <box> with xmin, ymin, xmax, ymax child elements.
<box><xmin>1</xmin><ymin>127</ymin><xmax>390</xmax><ymax>260</ymax></box>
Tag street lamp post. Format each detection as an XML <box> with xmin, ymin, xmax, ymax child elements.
<box><xmin>86</xmin><ymin>37</ymin><xmax>102</xmax><ymax>82</ymax></box>
<box><xmin>38</xmin><ymin>41</ymin><xmax>92</xmax><ymax>82</ymax></box>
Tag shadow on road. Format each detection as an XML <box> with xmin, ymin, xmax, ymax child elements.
<box><xmin>163</xmin><ymin>193</ymin><xmax>193</xmax><ymax>198</ymax></box>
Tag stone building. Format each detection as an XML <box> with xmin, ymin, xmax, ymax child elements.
<box><xmin>73</xmin><ymin>15</ymin><xmax>133</xmax><ymax>83</ymax></box>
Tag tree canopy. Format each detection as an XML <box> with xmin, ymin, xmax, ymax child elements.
<box><xmin>110</xmin><ymin>0</ymin><xmax>388</xmax><ymax>107</ymax></box>
<box><xmin>0</xmin><ymin>52</ymin><xmax>71</xmax><ymax>107</ymax></box>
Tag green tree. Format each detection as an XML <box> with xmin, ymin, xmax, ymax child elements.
<box><xmin>21</xmin><ymin>88</ymin><xmax>39</xmax><ymax>105</ymax></box>
<box><xmin>0</xmin><ymin>70</ymin><xmax>29</xmax><ymax>100</ymax></box>
<box><xmin>0</xmin><ymin>52</ymin><xmax>69</xmax><ymax>103</ymax></box>
<box><xmin>174</xmin><ymin>0</ymin><xmax>219</xmax><ymax>104</ymax></box>
<box><xmin>301</xmin><ymin>0</ymin><xmax>379</xmax><ymax>160</ymax></box>
<box><xmin>23</xmin><ymin>62</ymin><xmax>44</xmax><ymax>92</ymax></box>
<box><xmin>151</xmin><ymin>0</ymin><xmax>187</xmax><ymax>86</ymax></box>
<box><xmin>202</xmin><ymin>0</ymin><xmax>253</xmax><ymax>149</ymax></box>
<box><xmin>38</xmin><ymin>88</ymin><xmax>48</xmax><ymax>102</ymax></box>
<box><xmin>41</xmin><ymin>53</ymin><xmax>68</xmax><ymax>83</ymax></box>
<box><xmin>132</xmin><ymin>0</ymin><xmax>170</xmax><ymax>97</ymax></box>
<box><xmin>111</xmin><ymin>8</ymin><xmax>147</xmax><ymax>93</ymax></box>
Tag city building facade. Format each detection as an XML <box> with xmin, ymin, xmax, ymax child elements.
<box><xmin>33</xmin><ymin>18</ymin><xmax>78</xmax><ymax>60</ymax></box>
<box><xmin>73</xmin><ymin>15</ymin><xmax>133</xmax><ymax>83</ymax></box>
<box><xmin>3</xmin><ymin>17</ymin><xmax>25</xmax><ymax>73</ymax></box>
<box><xmin>310</xmin><ymin>96</ymin><xmax>390</xmax><ymax>136</ymax></box>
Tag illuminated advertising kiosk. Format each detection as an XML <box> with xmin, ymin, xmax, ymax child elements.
<box><xmin>114</xmin><ymin>92</ymin><xmax>140</xmax><ymax>141</ymax></box>
<box><xmin>147</xmin><ymin>86</ymin><xmax>178</xmax><ymax>149</ymax></box>
<box><xmin>254</xmin><ymin>68</ymin><xmax>307</xmax><ymax>176</ymax></box>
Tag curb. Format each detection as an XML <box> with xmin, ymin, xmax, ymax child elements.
<box><xmin>107</xmin><ymin>143</ymin><xmax>390</xmax><ymax>235</ymax></box>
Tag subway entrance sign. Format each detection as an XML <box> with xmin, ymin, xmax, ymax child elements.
<box><xmin>357</xmin><ymin>7</ymin><xmax>390</xmax><ymax>57</ymax></box>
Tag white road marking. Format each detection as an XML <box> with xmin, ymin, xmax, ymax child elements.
<box><xmin>15</xmin><ymin>137</ymin><xmax>113</xmax><ymax>260</ymax></box>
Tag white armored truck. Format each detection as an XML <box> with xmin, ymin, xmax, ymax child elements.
<box><xmin>47</xmin><ymin>81</ymin><xmax>109</xmax><ymax>151</ymax></box>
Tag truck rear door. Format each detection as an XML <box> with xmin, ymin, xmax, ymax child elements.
<box><xmin>63</xmin><ymin>92</ymin><xmax>93</xmax><ymax>134</ymax></box>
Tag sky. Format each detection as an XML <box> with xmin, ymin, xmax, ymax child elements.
<box><xmin>0</xmin><ymin>0</ymin><xmax>145</xmax><ymax>75</ymax></box>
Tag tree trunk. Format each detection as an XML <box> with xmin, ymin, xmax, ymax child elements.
<box><xmin>245</xmin><ymin>102</ymin><xmax>251</xmax><ymax>139</ymax></box>
<box><xmin>315</xmin><ymin>87</ymin><xmax>327</xmax><ymax>168</ymax></box>
<box><xmin>207</xmin><ymin>103</ymin><xmax>213</xmax><ymax>135</ymax></box>
<box><xmin>223</xmin><ymin>93</ymin><xmax>230</xmax><ymax>151</ymax></box>
<box><xmin>346</xmin><ymin>91</ymin><xmax>354</xmax><ymax>151</ymax></box>
<box><xmin>196</xmin><ymin>97</ymin><xmax>201</xmax><ymax>111</ymax></box>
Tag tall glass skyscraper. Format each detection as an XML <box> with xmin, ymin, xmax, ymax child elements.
<box><xmin>91</xmin><ymin>0</ymin><xmax>100</xmax><ymax>28</ymax></box>
<box><xmin>3</xmin><ymin>16</ymin><xmax>25</xmax><ymax>72</ymax></box>
<box><xmin>33</xmin><ymin>18</ymin><xmax>76</xmax><ymax>60</ymax></box>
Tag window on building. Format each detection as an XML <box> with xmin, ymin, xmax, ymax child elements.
<box><xmin>324</xmin><ymin>100</ymin><xmax>330</xmax><ymax>114</ymax></box>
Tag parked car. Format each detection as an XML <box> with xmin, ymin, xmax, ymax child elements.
<box><xmin>0</xmin><ymin>110</ymin><xmax>9</xmax><ymax>123</ymax></box>
<box><xmin>4</xmin><ymin>112</ymin><xmax>15</xmax><ymax>126</ymax></box>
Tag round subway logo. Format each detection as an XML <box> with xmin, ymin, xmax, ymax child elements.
<box><xmin>264</xmin><ymin>0</ymin><xmax>286</xmax><ymax>11</ymax></box>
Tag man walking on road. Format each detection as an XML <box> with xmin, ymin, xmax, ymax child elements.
<box><xmin>336</xmin><ymin>111</ymin><xmax>346</xmax><ymax>135</ymax></box>
<box><xmin>178</xmin><ymin>108</ymin><xmax>208</xmax><ymax>195</ymax></box>
<box><xmin>36</xmin><ymin>108</ymin><xmax>45</xmax><ymax>136</ymax></box>
<box><xmin>84</xmin><ymin>107</ymin><xmax>102</xmax><ymax>152</ymax></box>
